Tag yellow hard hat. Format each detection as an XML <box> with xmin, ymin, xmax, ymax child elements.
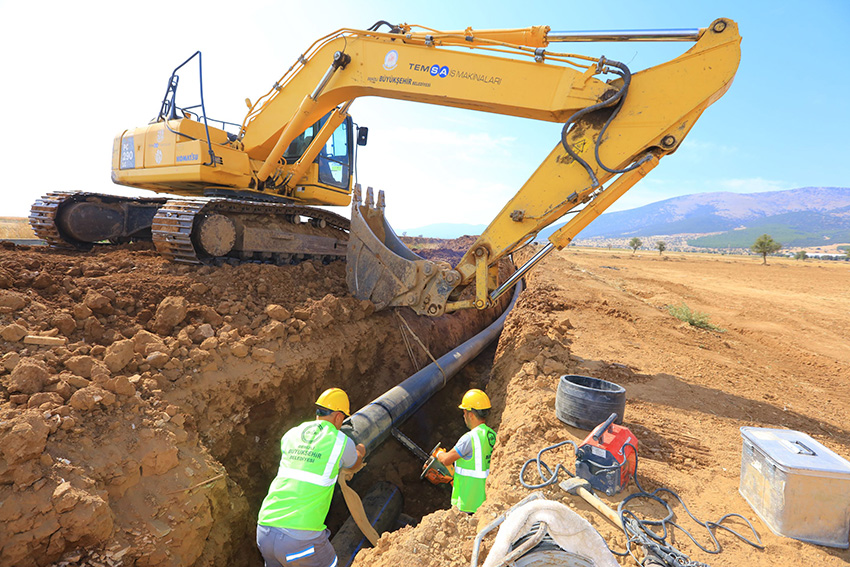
<box><xmin>459</xmin><ymin>389</ymin><xmax>491</xmax><ymax>411</ymax></box>
<box><xmin>316</xmin><ymin>388</ymin><xmax>350</xmax><ymax>416</ymax></box>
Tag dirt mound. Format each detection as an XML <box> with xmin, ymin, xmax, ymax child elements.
<box><xmin>354</xmin><ymin>507</ymin><xmax>480</xmax><ymax>567</ymax></box>
<box><xmin>0</xmin><ymin>242</ymin><xmax>500</xmax><ymax>567</ymax></box>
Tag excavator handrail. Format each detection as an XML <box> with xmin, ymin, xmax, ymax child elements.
<box><xmin>156</xmin><ymin>50</ymin><xmax>219</xmax><ymax>167</ymax></box>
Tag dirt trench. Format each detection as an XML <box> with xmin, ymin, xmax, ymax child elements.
<box><xmin>0</xmin><ymin>241</ymin><xmax>502</xmax><ymax>567</ymax></box>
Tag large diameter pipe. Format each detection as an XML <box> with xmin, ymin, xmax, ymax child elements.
<box><xmin>341</xmin><ymin>281</ymin><xmax>523</xmax><ymax>455</ymax></box>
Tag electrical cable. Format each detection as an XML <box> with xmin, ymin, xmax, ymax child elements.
<box><xmin>518</xmin><ymin>440</ymin><xmax>577</xmax><ymax>489</ymax></box>
<box><xmin>518</xmin><ymin>439</ymin><xmax>764</xmax><ymax>566</ymax></box>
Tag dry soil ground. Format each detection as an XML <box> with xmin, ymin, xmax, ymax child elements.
<box><xmin>1</xmin><ymin>242</ymin><xmax>848</xmax><ymax>567</ymax></box>
<box><xmin>353</xmin><ymin>247</ymin><xmax>850</xmax><ymax>567</ymax></box>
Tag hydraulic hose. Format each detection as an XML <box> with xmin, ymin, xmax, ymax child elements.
<box><xmin>560</xmin><ymin>58</ymin><xmax>651</xmax><ymax>187</ymax></box>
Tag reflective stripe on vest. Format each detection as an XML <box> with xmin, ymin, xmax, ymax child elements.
<box><xmin>455</xmin><ymin>426</ymin><xmax>490</xmax><ymax>477</ymax></box>
<box><xmin>455</xmin><ymin>430</ymin><xmax>490</xmax><ymax>478</ymax></box>
<box><xmin>276</xmin><ymin>429</ymin><xmax>347</xmax><ymax>487</ymax></box>
<box><xmin>455</xmin><ymin>467</ymin><xmax>489</xmax><ymax>479</ymax></box>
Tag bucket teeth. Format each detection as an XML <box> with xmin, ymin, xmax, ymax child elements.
<box><xmin>346</xmin><ymin>188</ymin><xmax>459</xmax><ymax>316</ymax></box>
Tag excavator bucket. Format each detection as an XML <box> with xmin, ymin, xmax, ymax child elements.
<box><xmin>346</xmin><ymin>185</ymin><xmax>459</xmax><ymax>316</ymax></box>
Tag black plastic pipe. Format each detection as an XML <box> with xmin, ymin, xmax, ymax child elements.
<box><xmin>341</xmin><ymin>281</ymin><xmax>523</xmax><ymax>455</ymax></box>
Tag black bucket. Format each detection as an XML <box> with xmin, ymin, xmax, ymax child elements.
<box><xmin>555</xmin><ymin>375</ymin><xmax>626</xmax><ymax>430</ymax></box>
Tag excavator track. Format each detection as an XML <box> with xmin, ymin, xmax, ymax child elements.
<box><xmin>29</xmin><ymin>192</ymin><xmax>75</xmax><ymax>248</ymax></box>
<box><xmin>29</xmin><ymin>191</ymin><xmax>168</xmax><ymax>249</ymax></box>
<box><xmin>152</xmin><ymin>198</ymin><xmax>350</xmax><ymax>265</ymax></box>
<box><xmin>151</xmin><ymin>199</ymin><xmax>209</xmax><ymax>263</ymax></box>
<box><xmin>30</xmin><ymin>192</ymin><xmax>350</xmax><ymax>268</ymax></box>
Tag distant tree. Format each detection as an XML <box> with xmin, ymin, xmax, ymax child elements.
<box><xmin>845</xmin><ymin>247</ymin><xmax>850</xmax><ymax>260</ymax></box>
<box><xmin>656</xmin><ymin>241</ymin><xmax>667</xmax><ymax>255</ymax></box>
<box><xmin>794</xmin><ymin>250</ymin><xmax>808</xmax><ymax>261</ymax></box>
<box><xmin>629</xmin><ymin>237</ymin><xmax>642</xmax><ymax>254</ymax></box>
<box><xmin>751</xmin><ymin>234</ymin><xmax>782</xmax><ymax>265</ymax></box>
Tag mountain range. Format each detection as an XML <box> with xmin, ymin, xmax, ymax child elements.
<box><xmin>402</xmin><ymin>187</ymin><xmax>850</xmax><ymax>249</ymax></box>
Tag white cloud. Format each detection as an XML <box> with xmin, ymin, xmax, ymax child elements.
<box><xmin>718</xmin><ymin>178</ymin><xmax>794</xmax><ymax>193</ymax></box>
<box><xmin>677</xmin><ymin>138</ymin><xmax>737</xmax><ymax>158</ymax></box>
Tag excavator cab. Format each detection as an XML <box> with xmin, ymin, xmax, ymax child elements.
<box><xmin>281</xmin><ymin>113</ymin><xmax>356</xmax><ymax>200</ymax></box>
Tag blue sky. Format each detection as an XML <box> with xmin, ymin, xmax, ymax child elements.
<box><xmin>1</xmin><ymin>0</ymin><xmax>847</xmax><ymax>232</ymax></box>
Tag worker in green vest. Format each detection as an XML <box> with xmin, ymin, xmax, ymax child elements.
<box><xmin>257</xmin><ymin>387</ymin><xmax>365</xmax><ymax>567</ymax></box>
<box><xmin>436</xmin><ymin>389</ymin><xmax>497</xmax><ymax>513</ymax></box>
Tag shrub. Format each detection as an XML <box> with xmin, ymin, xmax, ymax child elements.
<box><xmin>667</xmin><ymin>303</ymin><xmax>724</xmax><ymax>332</ymax></box>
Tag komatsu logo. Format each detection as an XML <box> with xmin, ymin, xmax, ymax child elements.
<box><xmin>176</xmin><ymin>153</ymin><xmax>199</xmax><ymax>163</ymax></box>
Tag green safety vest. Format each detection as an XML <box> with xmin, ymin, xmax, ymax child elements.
<box><xmin>452</xmin><ymin>423</ymin><xmax>496</xmax><ymax>513</ymax></box>
<box><xmin>257</xmin><ymin>420</ymin><xmax>350</xmax><ymax>531</ymax></box>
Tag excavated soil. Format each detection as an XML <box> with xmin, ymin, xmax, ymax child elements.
<box><xmin>0</xmin><ymin>241</ymin><xmax>501</xmax><ymax>567</ymax></box>
<box><xmin>2</xmin><ymin>241</ymin><xmax>849</xmax><ymax>567</ymax></box>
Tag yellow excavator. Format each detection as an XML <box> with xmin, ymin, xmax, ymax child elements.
<box><xmin>30</xmin><ymin>19</ymin><xmax>740</xmax><ymax>316</ymax></box>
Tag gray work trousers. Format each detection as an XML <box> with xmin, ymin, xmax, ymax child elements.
<box><xmin>256</xmin><ymin>525</ymin><xmax>338</xmax><ymax>567</ymax></box>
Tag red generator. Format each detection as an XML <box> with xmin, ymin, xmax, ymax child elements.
<box><xmin>575</xmin><ymin>413</ymin><xmax>638</xmax><ymax>496</ymax></box>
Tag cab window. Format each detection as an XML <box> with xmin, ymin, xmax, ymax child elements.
<box><xmin>282</xmin><ymin>113</ymin><xmax>351</xmax><ymax>190</ymax></box>
<box><xmin>318</xmin><ymin>120</ymin><xmax>350</xmax><ymax>187</ymax></box>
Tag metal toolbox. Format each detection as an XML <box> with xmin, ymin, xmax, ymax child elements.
<box><xmin>739</xmin><ymin>427</ymin><xmax>850</xmax><ymax>548</ymax></box>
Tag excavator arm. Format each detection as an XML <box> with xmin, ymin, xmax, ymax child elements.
<box><xmin>242</xmin><ymin>19</ymin><xmax>739</xmax><ymax>315</ymax></box>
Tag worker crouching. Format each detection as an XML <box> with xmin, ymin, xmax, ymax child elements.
<box><xmin>437</xmin><ymin>389</ymin><xmax>497</xmax><ymax>513</ymax></box>
<box><xmin>257</xmin><ymin>388</ymin><xmax>366</xmax><ymax>567</ymax></box>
